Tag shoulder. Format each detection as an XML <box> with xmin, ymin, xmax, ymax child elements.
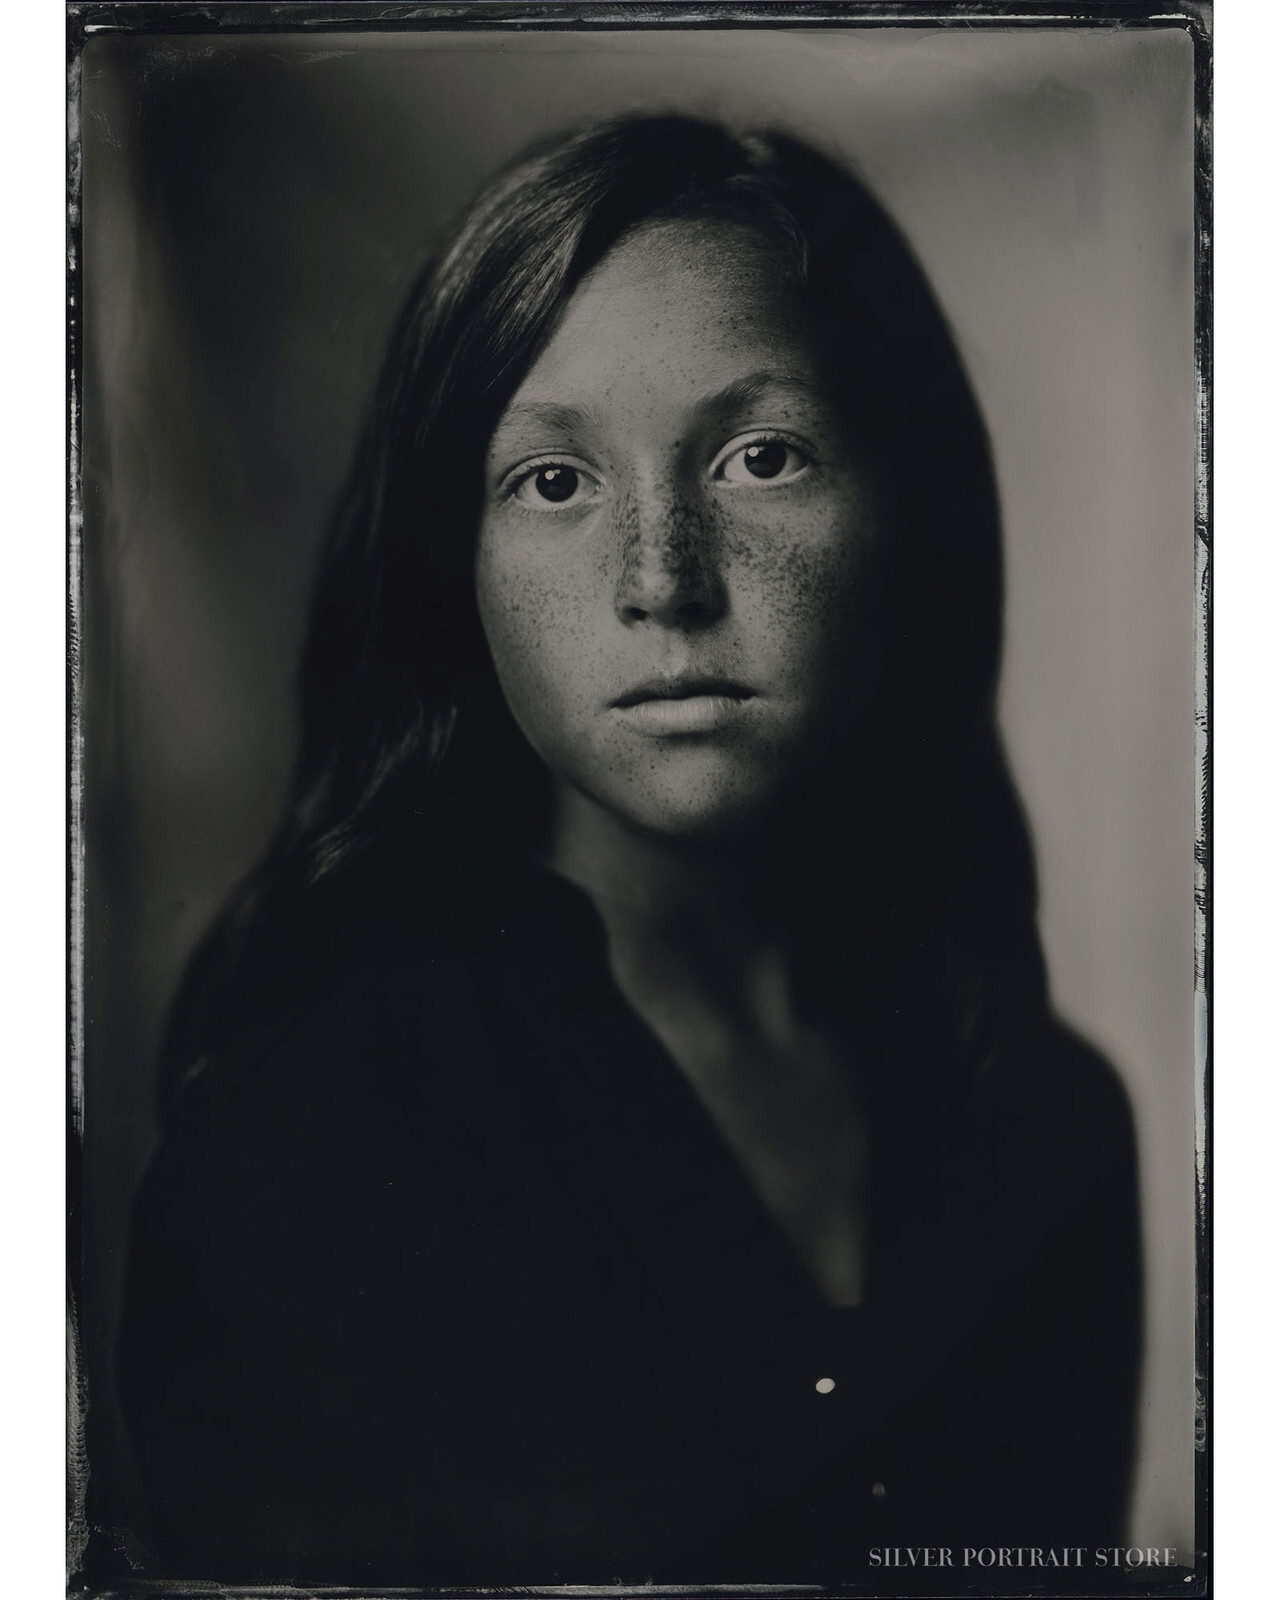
<box><xmin>177</xmin><ymin>917</ymin><xmax>487</xmax><ymax>1113</ymax></box>
<box><xmin>144</xmin><ymin>853</ymin><xmax>606</xmax><ymax>1234</ymax></box>
<box><xmin>990</xmin><ymin>1017</ymin><xmax>1135</xmax><ymax>1167</ymax></box>
<box><xmin>137</xmin><ymin>904</ymin><xmax>516</xmax><ymax>1275</ymax></box>
<box><xmin>162</xmin><ymin>836</ymin><xmax>515</xmax><ymax>1125</ymax></box>
<box><xmin>966</xmin><ymin>1016</ymin><xmax>1139</xmax><ymax>1256</ymax></box>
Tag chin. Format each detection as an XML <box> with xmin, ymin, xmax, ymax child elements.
<box><xmin>605</xmin><ymin>772</ymin><xmax>789</xmax><ymax>847</ymax></box>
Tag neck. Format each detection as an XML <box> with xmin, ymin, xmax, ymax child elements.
<box><xmin>546</xmin><ymin>782</ymin><xmax>784</xmax><ymax>992</ymax></box>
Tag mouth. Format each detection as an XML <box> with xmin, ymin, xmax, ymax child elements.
<box><xmin>612</xmin><ymin>675</ymin><xmax>754</xmax><ymax>709</ymax></box>
<box><xmin>610</xmin><ymin>676</ymin><xmax>757</xmax><ymax>736</ymax></box>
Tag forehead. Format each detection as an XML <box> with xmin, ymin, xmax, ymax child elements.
<box><xmin>508</xmin><ymin>220</ymin><xmax>816</xmax><ymax>406</ymax></box>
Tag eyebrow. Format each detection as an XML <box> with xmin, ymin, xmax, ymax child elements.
<box><xmin>690</xmin><ymin>370</ymin><xmax>829</xmax><ymax>429</ymax></box>
<box><xmin>489</xmin><ymin>400</ymin><xmax>601</xmax><ymax>445</ymax></box>
<box><xmin>496</xmin><ymin>373</ymin><xmax>825</xmax><ymax>440</ymax></box>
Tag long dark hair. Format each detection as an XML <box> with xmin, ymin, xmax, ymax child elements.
<box><xmin>160</xmin><ymin>113</ymin><xmax>1047</xmax><ymax>1106</ymax></box>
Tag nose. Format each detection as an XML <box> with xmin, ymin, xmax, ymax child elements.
<box><xmin>612</xmin><ymin>484</ymin><xmax>728</xmax><ymax>630</ymax></box>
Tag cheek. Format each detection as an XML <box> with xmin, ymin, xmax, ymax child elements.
<box><xmin>716</xmin><ymin>497</ymin><xmax>874</xmax><ymax>676</ymax></box>
<box><xmin>474</xmin><ymin>537</ymin><xmax>596</xmax><ymax>740</ymax></box>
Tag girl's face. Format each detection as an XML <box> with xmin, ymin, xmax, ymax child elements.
<box><xmin>475</xmin><ymin>219</ymin><xmax>883</xmax><ymax>843</ymax></box>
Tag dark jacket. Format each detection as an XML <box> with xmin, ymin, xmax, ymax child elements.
<box><xmin>118</xmin><ymin>858</ymin><xmax>1141</xmax><ymax>1586</ymax></box>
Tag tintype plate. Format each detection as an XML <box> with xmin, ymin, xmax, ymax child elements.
<box><xmin>67</xmin><ymin>5</ymin><xmax>1210</xmax><ymax>1598</ymax></box>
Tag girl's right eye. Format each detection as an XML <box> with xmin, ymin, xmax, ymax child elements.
<box><xmin>509</xmin><ymin>460</ymin><xmax>602</xmax><ymax>511</ymax></box>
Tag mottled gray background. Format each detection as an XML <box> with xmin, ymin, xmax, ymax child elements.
<box><xmin>79</xmin><ymin>24</ymin><xmax>1197</xmax><ymax>1557</ymax></box>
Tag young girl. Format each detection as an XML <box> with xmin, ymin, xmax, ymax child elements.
<box><xmin>119</xmin><ymin>114</ymin><xmax>1140</xmax><ymax>1585</ymax></box>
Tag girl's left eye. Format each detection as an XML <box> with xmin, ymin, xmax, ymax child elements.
<box><xmin>715</xmin><ymin>436</ymin><xmax>811</xmax><ymax>486</ymax></box>
<box><xmin>510</xmin><ymin>460</ymin><xmax>601</xmax><ymax>510</ymax></box>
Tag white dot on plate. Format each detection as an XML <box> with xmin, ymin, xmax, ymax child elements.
<box><xmin>815</xmin><ymin>1376</ymin><xmax>836</xmax><ymax>1394</ymax></box>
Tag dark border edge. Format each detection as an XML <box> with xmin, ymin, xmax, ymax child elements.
<box><xmin>62</xmin><ymin>4</ymin><xmax>1215</xmax><ymax>1598</ymax></box>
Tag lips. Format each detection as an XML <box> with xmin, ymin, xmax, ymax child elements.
<box><xmin>610</xmin><ymin>676</ymin><xmax>757</xmax><ymax>736</ymax></box>
<box><xmin>612</xmin><ymin>675</ymin><xmax>754</xmax><ymax>709</ymax></box>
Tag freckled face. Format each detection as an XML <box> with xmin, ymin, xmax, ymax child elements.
<box><xmin>475</xmin><ymin>220</ymin><xmax>882</xmax><ymax>842</ymax></box>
